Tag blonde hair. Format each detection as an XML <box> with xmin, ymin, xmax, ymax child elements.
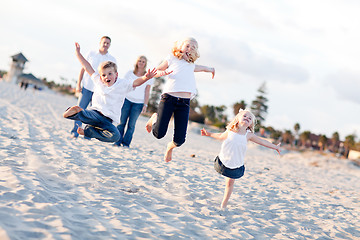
<box><xmin>98</xmin><ymin>61</ymin><xmax>117</xmax><ymax>73</ymax></box>
<box><xmin>227</xmin><ymin>109</ymin><xmax>256</xmax><ymax>133</ymax></box>
<box><xmin>172</xmin><ymin>37</ymin><xmax>200</xmax><ymax>63</ymax></box>
<box><xmin>133</xmin><ymin>55</ymin><xmax>147</xmax><ymax>75</ymax></box>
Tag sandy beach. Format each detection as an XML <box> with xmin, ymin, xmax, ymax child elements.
<box><xmin>0</xmin><ymin>81</ymin><xmax>359</xmax><ymax>239</ymax></box>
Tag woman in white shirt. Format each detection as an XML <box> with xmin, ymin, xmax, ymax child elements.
<box><xmin>114</xmin><ymin>56</ymin><xmax>153</xmax><ymax>147</ymax></box>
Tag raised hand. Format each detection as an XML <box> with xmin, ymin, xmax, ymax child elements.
<box><xmin>211</xmin><ymin>67</ymin><xmax>215</xmax><ymax>79</ymax></box>
<box><xmin>200</xmin><ymin>128</ymin><xmax>210</xmax><ymax>136</ymax></box>
<box><xmin>145</xmin><ymin>68</ymin><xmax>158</xmax><ymax>80</ymax></box>
<box><xmin>275</xmin><ymin>143</ymin><xmax>282</xmax><ymax>155</ymax></box>
<box><xmin>158</xmin><ymin>70</ymin><xmax>173</xmax><ymax>77</ymax></box>
<box><xmin>75</xmin><ymin>42</ymin><xmax>80</xmax><ymax>54</ymax></box>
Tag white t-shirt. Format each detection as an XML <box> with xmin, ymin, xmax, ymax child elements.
<box><xmin>218</xmin><ymin>130</ymin><xmax>249</xmax><ymax>169</ymax></box>
<box><xmin>162</xmin><ymin>55</ymin><xmax>197</xmax><ymax>99</ymax></box>
<box><xmin>82</xmin><ymin>51</ymin><xmax>117</xmax><ymax>92</ymax></box>
<box><xmin>124</xmin><ymin>71</ymin><xmax>154</xmax><ymax>104</ymax></box>
<box><xmin>90</xmin><ymin>73</ymin><xmax>134</xmax><ymax>125</ymax></box>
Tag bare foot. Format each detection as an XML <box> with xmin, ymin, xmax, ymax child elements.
<box><xmin>164</xmin><ymin>141</ymin><xmax>176</xmax><ymax>162</ymax></box>
<box><xmin>77</xmin><ymin>127</ymin><xmax>85</xmax><ymax>136</ymax></box>
<box><xmin>145</xmin><ymin>113</ymin><xmax>157</xmax><ymax>133</ymax></box>
<box><xmin>63</xmin><ymin>106</ymin><xmax>83</xmax><ymax>118</ymax></box>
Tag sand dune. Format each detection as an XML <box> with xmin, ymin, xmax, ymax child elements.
<box><xmin>0</xmin><ymin>81</ymin><xmax>359</xmax><ymax>239</ymax></box>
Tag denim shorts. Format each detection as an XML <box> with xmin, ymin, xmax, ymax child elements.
<box><xmin>214</xmin><ymin>156</ymin><xmax>245</xmax><ymax>179</ymax></box>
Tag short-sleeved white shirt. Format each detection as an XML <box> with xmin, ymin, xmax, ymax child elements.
<box><xmin>162</xmin><ymin>55</ymin><xmax>197</xmax><ymax>99</ymax></box>
<box><xmin>82</xmin><ymin>51</ymin><xmax>117</xmax><ymax>92</ymax></box>
<box><xmin>124</xmin><ymin>71</ymin><xmax>154</xmax><ymax>104</ymax></box>
<box><xmin>218</xmin><ymin>130</ymin><xmax>249</xmax><ymax>169</ymax></box>
<box><xmin>90</xmin><ymin>73</ymin><xmax>134</xmax><ymax>125</ymax></box>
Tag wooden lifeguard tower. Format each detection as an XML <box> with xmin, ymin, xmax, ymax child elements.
<box><xmin>5</xmin><ymin>52</ymin><xmax>44</xmax><ymax>89</ymax></box>
<box><xmin>6</xmin><ymin>53</ymin><xmax>28</xmax><ymax>84</ymax></box>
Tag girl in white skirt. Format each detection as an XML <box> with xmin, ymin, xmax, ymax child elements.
<box><xmin>201</xmin><ymin>109</ymin><xmax>281</xmax><ymax>209</ymax></box>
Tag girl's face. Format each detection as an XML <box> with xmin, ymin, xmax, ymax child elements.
<box><xmin>100</xmin><ymin>67</ymin><xmax>118</xmax><ymax>87</ymax></box>
<box><xmin>137</xmin><ymin>57</ymin><xmax>147</xmax><ymax>69</ymax></box>
<box><xmin>239</xmin><ymin>112</ymin><xmax>253</xmax><ymax>127</ymax></box>
<box><xmin>180</xmin><ymin>41</ymin><xmax>196</xmax><ymax>61</ymax></box>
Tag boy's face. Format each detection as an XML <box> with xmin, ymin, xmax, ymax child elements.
<box><xmin>99</xmin><ymin>67</ymin><xmax>118</xmax><ymax>87</ymax></box>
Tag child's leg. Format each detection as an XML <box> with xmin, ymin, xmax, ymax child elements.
<box><xmin>164</xmin><ymin>141</ymin><xmax>177</xmax><ymax>162</ymax></box>
<box><xmin>83</xmin><ymin>124</ymin><xmax>120</xmax><ymax>142</ymax></box>
<box><xmin>145</xmin><ymin>113</ymin><xmax>157</xmax><ymax>133</ymax></box>
<box><xmin>65</xmin><ymin>109</ymin><xmax>103</xmax><ymax>126</ymax></box>
<box><xmin>172</xmin><ymin>98</ymin><xmax>190</xmax><ymax>146</ymax></box>
<box><xmin>63</xmin><ymin>106</ymin><xmax>83</xmax><ymax>118</ymax></box>
<box><xmin>77</xmin><ymin>127</ymin><xmax>85</xmax><ymax>136</ymax></box>
<box><xmin>221</xmin><ymin>178</ymin><xmax>235</xmax><ymax>209</ymax></box>
<box><xmin>71</xmin><ymin>88</ymin><xmax>93</xmax><ymax>137</ymax></box>
<box><xmin>148</xmin><ymin>94</ymin><xmax>174</xmax><ymax>138</ymax></box>
<box><xmin>163</xmin><ymin>96</ymin><xmax>190</xmax><ymax>162</ymax></box>
<box><xmin>67</xmin><ymin>109</ymin><xmax>119</xmax><ymax>142</ymax></box>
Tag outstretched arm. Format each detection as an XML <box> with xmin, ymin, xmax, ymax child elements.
<box><xmin>133</xmin><ymin>68</ymin><xmax>158</xmax><ymax>87</ymax></box>
<box><xmin>194</xmin><ymin>65</ymin><xmax>215</xmax><ymax>79</ymax></box>
<box><xmin>201</xmin><ymin>128</ymin><xmax>228</xmax><ymax>140</ymax></box>
<box><xmin>248</xmin><ymin>133</ymin><xmax>281</xmax><ymax>155</ymax></box>
<box><xmin>75</xmin><ymin>42</ymin><xmax>95</xmax><ymax>76</ymax></box>
<box><xmin>152</xmin><ymin>60</ymin><xmax>173</xmax><ymax>78</ymax></box>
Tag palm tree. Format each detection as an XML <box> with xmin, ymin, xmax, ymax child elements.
<box><xmin>300</xmin><ymin>131</ymin><xmax>311</xmax><ymax>148</ymax></box>
<box><xmin>250</xmin><ymin>82</ymin><xmax>268</xmax><ymax>127</ymax></box>
<box><xmin>200</xmin><ymin>105</ymin><xmax>216</xmax><ymax>124</ymax></box>
<box><xmin>318</xmin><ymin>135</ymin><xmax>328</xmax><ymax>151</ymax></box>
<box><xmin>344</xmin><ymin>134</ymin><xmax>356</xmax><ymax>157</ymax></box>
<box><xmin>331</xmin><ymin>132</ymin><xmax>340</xmax><ymax>152</ymax></box>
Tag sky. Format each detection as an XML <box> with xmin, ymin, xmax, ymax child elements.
<box><xmin>1</xmin><ymin>0</ymin><xmax>360</xmax><ymax>141</ymax></box>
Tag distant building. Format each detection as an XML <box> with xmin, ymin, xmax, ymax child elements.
<box><xmin>5</xmin><ymin>52</ymin><xmax>45</xmax><ymax>89</ymax></box>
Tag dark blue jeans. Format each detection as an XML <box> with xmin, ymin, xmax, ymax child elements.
<box><xmin>66</xmin><ymin>109</ymin><xmax>120</xmax><ymax>142</ymax></box>
<box><xmin>115</xmin><ymin>98</ymin><xmax>144</xmax><ymax>147</ymax></box>
<box><xmin>152</xmin><ymin>93</ymin><xmax>190</xmax><ymax>147</ymax></box>
<box><xmin>71</xmin><ymin>87</ymin><xmax>93</xmax><ymax>138</ymax></box>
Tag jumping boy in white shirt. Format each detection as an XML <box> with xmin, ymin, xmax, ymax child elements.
<box><xmin>63</xmin><ymin>43</ymin><xmax>169</xmax><ymax>142</ymax></box>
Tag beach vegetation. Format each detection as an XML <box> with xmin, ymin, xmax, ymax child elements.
<box><xmin>232</xmin><ymin>100</ymin><xmax>247</xmax><ymax>115</ymax></box>
<box><xmin>282</xmin><ymin>130</ymin><xmax>294</xmax><ymax>144</ymax></box>
<box><xmin>250</xmin><ymin>82</ymin><xmax>268</xmax><ymax>130</ymax></box>
<box><xmin>318</xmin><ymin>135</ymin><xmax>328</xmax><ymax>151</ymax></box>
<box><xmin>147</xmin><ymin>76</ymin><xmax>165</xmax><ymax>113</ymax></box>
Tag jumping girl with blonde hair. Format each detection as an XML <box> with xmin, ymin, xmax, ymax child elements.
<box><xmin>201</xmin><ymin>109</ymin><xmax>281</xmax><ymax>209</ymax></box>
<box><xmin>146</xmin><ymin>37</ymin><xmax>215</xmax><ymax>162</ymax></box>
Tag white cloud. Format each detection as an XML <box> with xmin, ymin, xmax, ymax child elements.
<box><xmin>325</xmin><ymin>70</ymin><xmax>360</xmax><ymax>104</ymax></box>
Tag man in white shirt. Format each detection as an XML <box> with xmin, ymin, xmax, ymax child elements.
<box><xmin>70</xmin><ymin>36</ymin><xmax>117</xmax><ymax>139</ymax></box>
